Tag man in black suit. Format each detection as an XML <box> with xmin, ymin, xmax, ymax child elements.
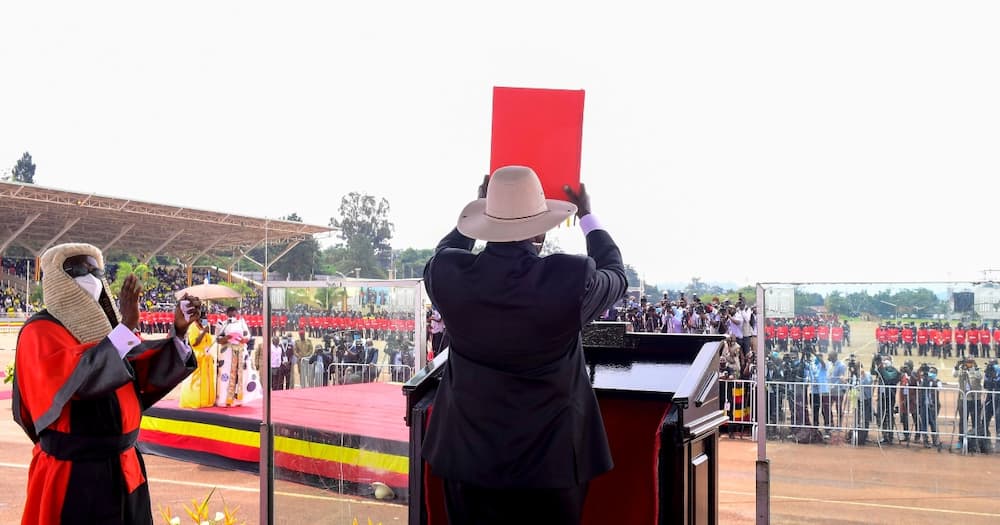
<box><xmin>422</xmin><ymin>166</ymin><xmax>627</xmax><ymax>524</ymax></box>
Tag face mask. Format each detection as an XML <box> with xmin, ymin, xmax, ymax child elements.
<box><xmin>74</xmin><ymin>274</ymin><xmax>103</xmax><ymax>301</ymax></box>
<box><xmin>929</xmin><ymin>373</ymin><xmax>937</xmax><ymax>379</ymax></box>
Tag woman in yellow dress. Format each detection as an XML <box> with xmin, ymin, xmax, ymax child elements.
<box><xmin>179</xmin><ymin>318</ymin><xmax>216</xmax><ymax>408</ymax></box>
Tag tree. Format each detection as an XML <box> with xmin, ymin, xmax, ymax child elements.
<box><xmin>624</xmin><ymin>264</ymin><xmax>642</xmax><ymax>291</ymax></box>
<box><xmin>108</xmin><ymin>262</ymin><xmax>159</xmax><ymax>297</ymax></box>
<box><xmin>6</xmin><ymin>152</ymin><xmax>36</xmax><ymax>183</ymax></box>
<box><xmin>794</xmin><ymin>289</ymin><xmax>824</xmax><ymax>316</ymax></box>
<box><xmin>315</xmin><ymin>286</ymin><xmax>348</xmax><ymax>313</ymax></box>
<box><xmin>395</xmin><ymin>248</ymin><xmax>434</xmax><ymax>279</ymax></box>
<box><xmin>330</xmin><ymin>193</ymin><xmax>394</xmax><ymax>279</ymax></box>
<box><xmin>249</xmin><ymin>213</ymin><xmax>321</xmax><ymax>280</ymax></box>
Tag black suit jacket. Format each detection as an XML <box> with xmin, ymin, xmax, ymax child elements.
<box><xmin>422</xmin><ymin>226</ymin><xmax>627</xmax><ymax>488</ymax></box>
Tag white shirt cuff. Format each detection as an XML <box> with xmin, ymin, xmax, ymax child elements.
<box><xmin>109</xmin><ymin>324</ymin><xmax>142</xmax><ymax>360</ymax></box>
<box><xmin>579</xmin><ymin>214</ymin><xmax>603</xmax><ymax>235</ymax></box>
<box><xmin>173</xmin><ymin>335</ymin><xmax>193</xmax><ymax>360</ymax></box>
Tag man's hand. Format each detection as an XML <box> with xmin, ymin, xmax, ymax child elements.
<box><xmin>119</xmin><ymin>274</ymin><xmax>142</xmax><ymax>331</ymax></box>
<box><xmin>477</xmin><ymin>174</ymin><xmax>490</xmax><ymax>199</ymax></box>
<box><xmin>563</xmin><ymin>183</ymin><xmax>591</xmax><ymax>218</ymax></box>
<box><xmin>174</xmin><ymin>293</ymin><xmax>202</xmax><ymax>335</ymax></box>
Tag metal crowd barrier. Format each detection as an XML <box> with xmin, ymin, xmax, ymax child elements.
<box><xmin>326</xmin><ymin>362</ymin><xmax>415</xmax><ymax>385</ymax></box>
<box><xmin>718</xmin><ymin>379</ymin><xmax>996</xmax><ymax>452</ymax></box>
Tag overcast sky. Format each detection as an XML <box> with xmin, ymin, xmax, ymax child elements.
<box><xmin>3</xmin><ymin>2</ymin><xmax>999</xmax><ymax>286</ymax></box>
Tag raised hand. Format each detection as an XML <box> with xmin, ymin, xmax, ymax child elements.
<box><xmin>119</xmin><ymin>274</ymin><xmax>142</xmax><ymax>331</ymax></box>
<box><xmin>563</xmin><ymin>183</ymin><xmax>591</xmax><ymax>218</ymax></box>
<box><xmin>478</xmin><ymin>174</ymin><xmax>490</xmax><ymax>199</ymax></box>
<box><xmin>174</xmin><ymin>293</ymin><xmax>202</xmax><ymax>335</ymax></box>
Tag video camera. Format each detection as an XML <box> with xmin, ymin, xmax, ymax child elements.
<box><xmin>846</xmin><ymin>353</ymin><xmax>859</xmax><ymax>377</ymax></box>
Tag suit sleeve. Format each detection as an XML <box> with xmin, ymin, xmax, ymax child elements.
<box><xmin>124</xmin><ymin>334</ymin><xmax>197</xmax><ymax>409</ymax></box>
<box><xmin>579</xmin><ymin>229</ymin><xmax>628</xmax><ymax>325</ymax></box>
<box><xmin>13</xmin><ymin>320</ymin><xmax>134</xmax><ymax>441</ymax></box>
<box><xmin>423</xmin><ymin>228</ymin><xmax>475</xmax><ymax>306</ymax></box>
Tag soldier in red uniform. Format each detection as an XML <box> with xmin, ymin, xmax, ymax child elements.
<box><xmin>764</xmin><ymin>320</ymin><xmax>776</xmax><ymax>353</ymax></box>
<box><xmin>802</xmin><ymin>322</ymin><xmax>817</xmax><ymax>354</ymax></box>
<box><xmin>887</xmin><ymin>323</ymin><xmax>901</xmax><ymax>356</ymax></box>
<box><xmin>776</xmin><ymin>320</ymin><xmax>790</xmax><ymax>353</ymax></box>
<box><xmin>817</xmin><ymin>322</ymin><xmax>831</xmax><ymax>354</ymax></box>
<box><xmin>831</xmin><ymin>323</ymin><xmax>844</xmax><ymax>353</ymax></box>
<box><xmin>929</xmin><ymin>323</ymin><xmax>941</xmax><ymax>358</ymax></box>
<box><xmin>940</xmin><ymin>322</ymin><xmax>953</xmax><ymax>359</ymax></box>
<box><xmin>876</xmin><ymin>324</ymin><xmax>888</xmax><ymax>355</ymax></box>
<box><xmin>916</xmin><ymin>323</ymin><xmax>929</xmax><ymax>357</ymax></box>
<box><xmin>789</xmin><ymin>322</ymin><xmax>803</xmax><ymax>352</ymax></box>
<box><xmin>901</xmin><ymin>323</ymin><xmax>915</xmax><ymax>356</ymax></box>
<box><xmin>979</xmin><ymin>323</ymin><xmax>992</xmax><ymax>359</ymax></box>
<box><xmin>954</xmin><ymin>323</ymin><xmax>967</xmax><ymax>359</ymax></box>
<box><xmin>967</xmin><ymin>322</ymin><xmax>980</xmax><ymax>358</ymax></box>
<box><xmin>992</xmin><ymin>324</ymin><xmax>1000</xmax><ymax>359</ymax></box>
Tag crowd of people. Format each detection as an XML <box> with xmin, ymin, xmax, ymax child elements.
<box><xmin>1</xmin><ymin>257</ymin><xmax>30</xmax><ymax>314</ymax></box>
<box><xmin>721</xmin><ymin>315</ymin><xmax>1000</xmax><ymax>454</ymax></box>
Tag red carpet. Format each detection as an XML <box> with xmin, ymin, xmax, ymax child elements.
<box><xmin>139</xmin><ymin>382</ymin><xmax>410</xmax><ymax>502</ymax></box>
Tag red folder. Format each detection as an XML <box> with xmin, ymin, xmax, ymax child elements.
<box><xmin>490</xmin><ymin>86</ymin><xmax>585</xmax><ymax>200</ymax></box>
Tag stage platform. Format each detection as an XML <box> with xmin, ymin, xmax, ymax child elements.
<box><xmin>138</xmin><ymin>382</ymin><xmax>410</xmax><ymax>502</ymax></box>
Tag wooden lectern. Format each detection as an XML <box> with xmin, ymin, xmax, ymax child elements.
<box><xmin>403</xmin><ymin>322</ymin><xmax>727</xmax><ymax>524</ymax></box>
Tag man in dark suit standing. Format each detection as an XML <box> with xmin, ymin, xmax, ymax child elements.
<box><xmin>422</xmin><ymin>166</ymin><xmax>627</xmax><ymax>524</ymax></box>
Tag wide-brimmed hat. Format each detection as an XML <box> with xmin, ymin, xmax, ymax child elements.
<box><xmin>456</xmin><ymin>166</ymin><xmax>576</xmax><ymax>242</ymax></box>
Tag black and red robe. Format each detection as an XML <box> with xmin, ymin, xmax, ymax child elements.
<box><xmin>12</xmin><ymin>311</ymin><xmax>196</xmax><ymax>525</ymax></box>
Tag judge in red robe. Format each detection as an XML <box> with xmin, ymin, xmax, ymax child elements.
<box><xmin>12</xmin><ymin>243</ymin><xmax>199</xmax><ymax>525</ymax></box>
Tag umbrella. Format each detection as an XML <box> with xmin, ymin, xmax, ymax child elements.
<box><xmin>174</xmin><ymin>283</ymin><xmax>241</xmax><ymax>300</ymax></box>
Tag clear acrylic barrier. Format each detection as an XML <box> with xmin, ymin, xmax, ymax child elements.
<box><xmin>262</xmin><ymin>279</ymin><xmax>425</xmax><ymax>525</ymax></box>
<box><xmin>757</xmin><ymin>282</ymin><xmax>1000</xmax><ymax>524</ymax></box>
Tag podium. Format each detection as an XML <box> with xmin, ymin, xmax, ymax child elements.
<box><xmin>403</xmin><ymin>322</ymin><xmax>727</xmax><ymax>524</ymax></box>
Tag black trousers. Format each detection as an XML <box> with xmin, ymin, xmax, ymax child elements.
<box><xmin>443</xmin><ymin>479</ymin><xmax>589</xmax><ymax>525</ymax></box>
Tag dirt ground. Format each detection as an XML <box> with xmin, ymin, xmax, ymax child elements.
<box><xmin>3</xmin><ymin>323</ymin><xmax>1000</xmax><ymax>524</ymax></box>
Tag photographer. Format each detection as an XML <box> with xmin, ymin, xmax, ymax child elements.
<box><xmin>853</xmin><ymin>366</ymin><xmax>874</xmax><ymax>445</ymax></box>
<box><xmin>765</xmin><ymin>351</ymin><xmax>785</xmax><ymax>439</ymax></box>
<box><xmin>828</xmin><ymin>353</ymin><xmax>848</xmax><ymax>429</ymax></box>
<box><xmin>953</xmin><ymin>357</ymin><xmax>987</xmax><ymax>452</ymax></box>
<box><xmin>982</xmin><ymin>358</ymin><xmax>1000</xmax><ymax>445</ymax></box>
<box><xmin>720</xmin><ymin>335</ymin><xmax>742</xmax><ymax>439</ymax></box>
<box><xmin>874</xmin><ymin>355</ymin><xmax>901</xmax><ymax>445</ymax></box>
<box><xmin>734</xmin><ymin>297</ymin><xmax>753</xmax><ymax>356</ymax></box>
<box><xmin>916</xmin><ymin>364</ymin><xmax>942</xmax><ymax>448</ymax></box>
<box><xmin>897</xmin><ymin>360</ymin><xmax>918</xmax><ymax>443</ymax></box>
<box><xmin>688</xmin><ymin>303</ymin><xmax>710</xmax><ymax>334</ymax></box>
<box><xmin>782</xmin><ymin>350</ymin><xmax>812</xmax><ymax>432</ymax></box>
<box><xmin>724</xmin><ymin>302</ymin><xmax>745</xmax><ymax>343</ymax></box>
<box><xmin>808</xmin><ymin>352</ymin><xmax>832</xmax><ymax>438</ymax></box>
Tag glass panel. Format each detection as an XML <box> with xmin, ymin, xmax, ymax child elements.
<box><xmin>265</xmin><ymin>281</ymin><xmax>422</xmax><ymax>524</ymax></box>
<box><xmin>761</xmin><ymin>282</ymin><xmax>1000</xmax><ymax>523</ymax></box>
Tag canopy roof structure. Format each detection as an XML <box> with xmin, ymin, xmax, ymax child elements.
<box><xmin>0</xmin><ymin>180</ymin><xmax>334</xmax><ymax>267</ymax></box>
